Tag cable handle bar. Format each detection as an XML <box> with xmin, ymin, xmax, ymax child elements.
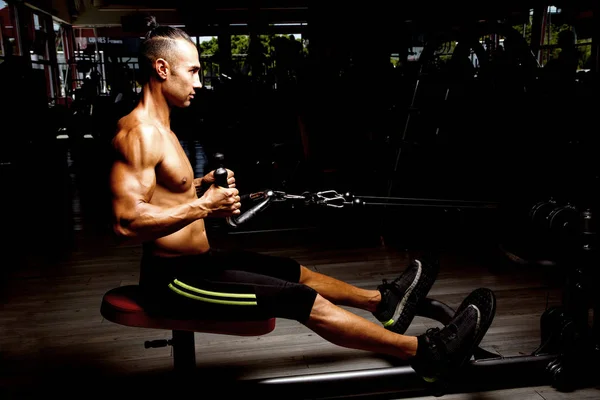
<box><xmin>227</xmin><ymin>190</ymin><xmax>353</xmax><ymax>228</ymax></box>
<box><xmin>227</xmin><ymin>189</ymin><xmax>499</xmax><ymax>228</ymax></box>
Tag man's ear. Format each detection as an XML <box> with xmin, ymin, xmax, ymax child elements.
<box><xmin>155</xmin><ymin>58</ymin><xmax>169</xmax><ymax>80</ymax></box>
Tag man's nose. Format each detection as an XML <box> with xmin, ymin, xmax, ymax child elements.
<box><xmin>193</xmin><ymin>75</ymin><xmax>202</xmax><ymax>89</ymax></box>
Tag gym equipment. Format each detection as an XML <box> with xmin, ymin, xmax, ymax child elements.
<box><xmin>525</xmin><ymin>198</ymin><xmax>599</xmax><ymax>391</ymax></box>
<box><xmin>224</xmin><ymin>189</ymin><xmax>499</xmax><ymax>229</ymax></box>
<box><xmin>230</xmin><ymin>192</ymin><xmax>598</xmax><ymax>394</ymax></box>
<box><xmin>100</xmin><ymin>274</ymin><xmax>506</xmax><ymax>398</ymax></box>
<box><xmin>100</xmin><ymin>285</ymin><xmax>276</xmax><ymax>372</ymax></box>
<box><xmin>100</xmin><ymin>185</ymin><xmax>599</xmax><ymax>398</ymax></box>
<box><xmin>383</xmin><ymin>19</ymin><xmax>542</xmax><ymax>225</ymax></box>
<box><xmin>213</xmin><ymin>152</ymin><xmax>229</xmax><ymax>187</ymax></box>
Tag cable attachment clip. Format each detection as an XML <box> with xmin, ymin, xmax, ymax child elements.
<box><xmin>313</xmin><ymin>190</ymin><xmax>347</xmax><ymax>208</ymax></box>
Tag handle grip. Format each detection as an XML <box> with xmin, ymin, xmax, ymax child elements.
<box><xmin>227</xmin><ymin>197</ymin><xmax>272</xmax><ymax>227</ymax></box>
<box><xmin>214</xmin><ymin>167</ymin><xmax>228</xmax><ymax>187</ymax></box>
<box><xmin>227</xmin><ymin>191</ymin><xmax>274</xmax><ymax>227</ymax></box>
<box><xmin>212</xmin><ymin>153</ymin><xmax>236</xmax><ymax>226</ymax></box>
<box><xmin>213</xmin><ymin>153</ymin><xmax>228</xmax><ymax>187</ymax></box>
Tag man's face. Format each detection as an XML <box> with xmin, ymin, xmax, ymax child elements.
<box><xmin>163</xmin><ymin>39</ymin><xmax>202</xmax><ymax>108</ymax></box>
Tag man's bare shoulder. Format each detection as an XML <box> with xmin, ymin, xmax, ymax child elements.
<box><xmin>113</xmin><ymin>113</ymin><xmax>162</xmax><ymax>148</ymax></box>
<box><xmin>114</xmin><ymin>111</ymin><xmax>160</xmax><ymax>141</ymax></box>
<box><xmin>112</xmin><ymin>112</ymin><xmax>164</xmax><ymax>164</ymax></box>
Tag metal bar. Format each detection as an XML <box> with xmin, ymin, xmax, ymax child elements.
<box><xmin>360</xmin><ymin>202</ymin><xmax>498</xmax><ymax>209</ymax></box>
<box><xmin>172</xmin><ymin>330</ymin><xmax>196</xmax><ymax>371</ymax></box>
<box><xmin>530</xmin><ymin>5</ymin><xmax>546</xmax><ymax>64</ymax></box>
<box><xmin>228</xmin><ymin>226</ymin><xmax>318</xmax><ymax>235</ymax></box>
<box><xmin>242</xmin><ymin>354</ymin><xmax>559</xmax><ymax>399</ymax></box>
<box><xmin>0</xmin><ymin>18</ymin><xmax>4</xmax><ymax>57</ymax></box>
<box><xmin>594</xmin><ymin>285</ymin><xmax>599</xmax><ymax>351</ymax></box>
<box><xmin>593</xmin><ymin>0</ymin><xmax>600</xmax><ymax>74</ymax></box>
<box><xmin>417</xmin><ymin>298</ymin><xmax>455</xmax><ymax>325</ymax></box>
<box><xmin>359</xmin><ymin>195</ymin><xmax>500</xmax><ymax>205</ymax></box>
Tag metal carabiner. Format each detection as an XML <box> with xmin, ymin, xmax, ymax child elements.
<box><xmin>315</xmin><ymin>190</ymin><xmax>346</xmax><ymax>208</ymax></box>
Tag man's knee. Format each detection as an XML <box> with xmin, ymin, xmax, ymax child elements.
<box><xmin>306</xmin><ymin>294</ymin><xmax>335</xmax><ymax>324</ymax></box>
<box><xmin>295</xmin><ymin>283</ymin><xmax>318</xmax><ymax>323</ymax></box>
<box><xmin>261</xmin><ymin>281</ymin><xmax>317</xmax><ymax>323</ymax></box>
<box><xmin>299</xmin><ymin>265</ymin><xmax>319</xmax><ymax>284</ymax></box>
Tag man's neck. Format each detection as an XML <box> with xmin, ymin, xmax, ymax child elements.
<box><xmin>139</xmin><ymin>82</ymin><xmax>171</xmax><ymax>128</ymax></box>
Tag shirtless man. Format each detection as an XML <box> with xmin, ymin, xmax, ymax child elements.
<box><xmin>108</xmin><ymin>17</ymin><xmax>496</xmax><ymax>384</ymax></box>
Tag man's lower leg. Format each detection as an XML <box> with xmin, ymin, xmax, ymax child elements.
<box><xmin>304</xmin><ymin>294</ymin><xmax>418</xmax><ymax>360</ymax></box>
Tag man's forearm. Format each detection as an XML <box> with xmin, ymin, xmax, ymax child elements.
<box><xmin>115</xmin><ymin>200</ymin><xmax>209</xmax><ymax>242</ymax></box>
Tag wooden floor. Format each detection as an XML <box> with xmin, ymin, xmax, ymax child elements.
<box><xmin>1</xmin><ymin>220</ymin><xmax>599</xmax><ymax>399</ymax></box>
<box><xmin>1</xmin><ymin>144</ymin><xmax>599</xmax><ymax>399</ymax></box>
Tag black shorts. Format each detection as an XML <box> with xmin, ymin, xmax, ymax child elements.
<box><xmin>139</xmin><ymin>249</ymin><xmax>318</xmax><ymax>323</ymax></box>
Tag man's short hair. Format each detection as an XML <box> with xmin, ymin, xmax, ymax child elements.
<box><xmin>138</xmin><ymin>16</ymin><xmax>194</xmax><ymax>84</ymax></box>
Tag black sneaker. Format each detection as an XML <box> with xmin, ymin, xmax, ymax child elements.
<box><xmin>373</xmin><ymin>254</ymin><xmax>440</xmax><ymax>334</ymax></box>
<box><xmin>410</xmin><ymin>287</ymin><xmax>496</xmax><ymax>383</ymax></box>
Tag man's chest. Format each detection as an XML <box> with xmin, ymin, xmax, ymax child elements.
<box><xmin>156</xmin><ymin>138</ymin><xmax>194</xmax><ymax>194</ymax></box>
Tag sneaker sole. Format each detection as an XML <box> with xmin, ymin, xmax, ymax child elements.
<box><xmin>389</xmin><ymin>258</ymin><xmax>439</xmax><ymax>334</ymax></box>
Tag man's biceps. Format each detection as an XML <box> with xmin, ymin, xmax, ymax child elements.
<box><xmin>113</xmin><ymin>194</ymin><xmax>147</xmax><ymax>221</ymax></box>
<box><xmin>123</xmin><ymin>189</ymin><xmax>151</xmax><ymax>206</ymax></box>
